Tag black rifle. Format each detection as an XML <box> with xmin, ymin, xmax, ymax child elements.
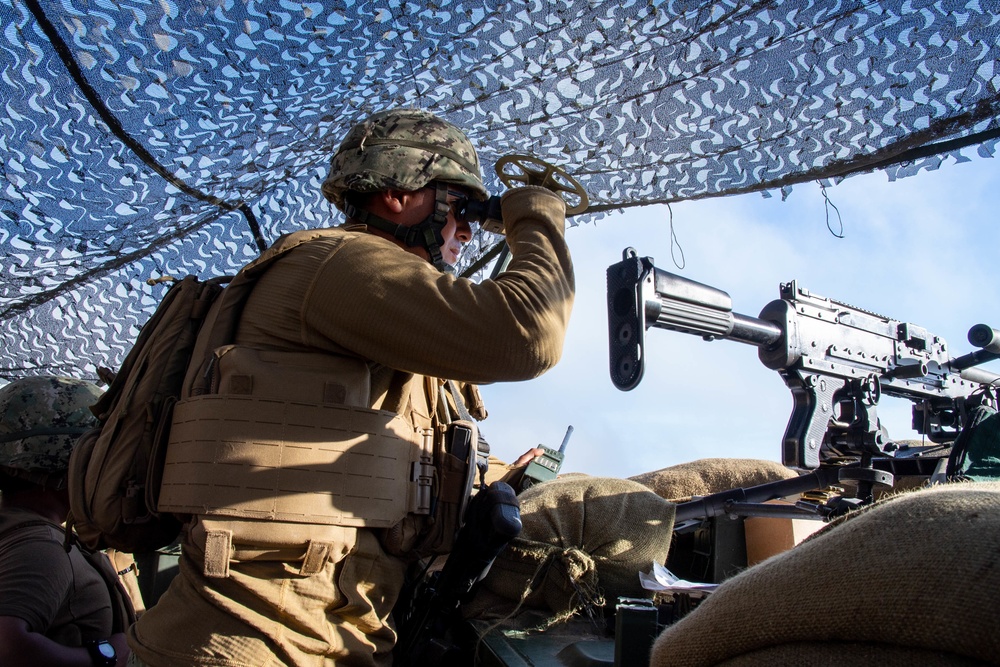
<box><xmin>607</xmin><ymin>248</ymin><xmax>999</xmax><ymax>506</ymax></box>
<box><xmin>394</xmin><ymin>481</ymin><xmax>522</xmax><ymax>667</ymax></box>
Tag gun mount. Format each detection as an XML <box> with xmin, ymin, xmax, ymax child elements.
<box><xmin>607</xmin><ymin>248</ymin><xmax>1000</xmax><ymax>475</ymax></box>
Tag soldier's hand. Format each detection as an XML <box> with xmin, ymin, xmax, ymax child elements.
<box><xmin>511</xmin><ymin>447</ymin><xmax>545</xmax><ymax>467</ymax></box>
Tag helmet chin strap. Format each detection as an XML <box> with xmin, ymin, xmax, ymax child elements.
<box><xmin>343</xmin><ymin>182</ymin><xmax>452</xmax><ymax>271</ymax></box>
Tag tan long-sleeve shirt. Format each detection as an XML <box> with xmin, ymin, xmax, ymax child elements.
<box><xmin>235</xmin><ymin>185</ymin><xmax>574</xmax><ymax>421</ymax></box>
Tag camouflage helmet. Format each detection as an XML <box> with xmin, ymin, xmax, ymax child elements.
<box><xmin>0</xmin><ymin>376</ymin><xmax>102</xmax><ymax>475</ymax></box>
<box><xmin>322</xmin><ymin>108</ymin><xmax>488</xmax><ymax>209</ymax></box>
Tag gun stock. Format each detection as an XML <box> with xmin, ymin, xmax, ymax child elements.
<box><xmin>607</xmin><ymin>248</ymin><xmax>782</xmax><ymax>391</ymax></box>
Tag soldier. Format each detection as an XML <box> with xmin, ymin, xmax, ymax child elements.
<box><xmin>0</xmin><ymin>376</ymin><xmax>134</xmax><ymax>667</ymax></box>
<box><xmin>127</xmin><ymin>108</ymin><xmax>575</xmax><ymax>666</ymax></box>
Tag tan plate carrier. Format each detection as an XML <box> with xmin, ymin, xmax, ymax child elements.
<box><xmin>157</xmin><ymin>394</ymin><xmax>432</xmax><ymax>527</ymax></box>
<box><xmin>156</xmin><ymin>307</ymin><xmax>441</xmax><ymax>576</ymax></box>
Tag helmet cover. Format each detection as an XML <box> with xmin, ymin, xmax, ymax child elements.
<box><xmin>0</xmin><ymin>376</ymin><xmax>102</xmax><ymax>475</ymax></box>
<box><xmin>322</xmin><ymin>108</ymin><xmax>487</xmax><ymax>209</ymax></box>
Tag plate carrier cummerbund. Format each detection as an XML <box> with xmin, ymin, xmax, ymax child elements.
<box><xmin>157</xmin><ymin>394</ymin><xmax>433</xmax><ymax>527</ymax></box>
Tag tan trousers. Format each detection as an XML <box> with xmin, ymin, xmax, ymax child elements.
<box><xmin>128</xmin><ymin>522</ymin><xmax>406</xmax><ymax>666</ymax></box>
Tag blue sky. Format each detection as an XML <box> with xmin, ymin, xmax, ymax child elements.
<box><xmin>478</xmin><ymin>153</ymin><xmax>1000</xmax><ymax>479</ymax></box>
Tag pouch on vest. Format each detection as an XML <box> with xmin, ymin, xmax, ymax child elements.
<box><xmin>158</xmin><ymin>346</ymin><xmax>432</xmax><ymax>529</ymax></box>
<box><xmin>379</xmin><ymin>419</ymin><xmax>480</xmax><ymax>560</ymax></box>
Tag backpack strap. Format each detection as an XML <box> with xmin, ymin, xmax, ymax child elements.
<box><xmin>77</xmin><ymin>542</ymin><xmax>137</xmax><ymax>632</ymax></box>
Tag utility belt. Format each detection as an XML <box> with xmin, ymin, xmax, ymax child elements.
<box><xmin>157</xmin><ymin>345</ymin><xmax>480</xmax><ymax>575</ymax></box>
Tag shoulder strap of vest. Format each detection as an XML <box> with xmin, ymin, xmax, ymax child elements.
<box><xmin>207</xmin><ymin>230</ymin><xmax>338</xmax><ymax>349</ymax></box>
<box><xmin>190</xmin><ymin>229</ymin><xmax>339</xmax><ymax>396</ymax></box>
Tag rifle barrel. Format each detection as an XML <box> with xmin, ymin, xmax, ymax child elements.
<box><xmin>673</xmin><ymin>467</ymin><xmax>842</xmax><ymax>524</ymax></box>
<box><xmin>730</xmin><ymin>313</ymin><xmax>783</xmax><ymax>348</ymax></box>
<box><xmin>969</xmin><ymin>324</ymin><xmax>1000</xmax><ymax>353</ymax></box>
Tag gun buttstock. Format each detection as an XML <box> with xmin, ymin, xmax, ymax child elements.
<box><xmin>607</xmin><ymin>249</ymin><xmax>779</xmax><ymax>390</ymax></box>
<box><xmin>607</xmin><ymin>249</ymin><xmax>650</xmax><ymax>391</ymax></box>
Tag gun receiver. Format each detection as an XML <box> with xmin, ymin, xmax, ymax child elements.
<box><xmin>607</xmin><ymin>248</ymin><xmax>1000</xmax><ymax>470</ymax></box>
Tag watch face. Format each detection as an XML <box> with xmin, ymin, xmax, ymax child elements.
<box><xmin>97</xmin><ymin>641</ymin><xmax>116</xmax><ymax>658</ymax></box>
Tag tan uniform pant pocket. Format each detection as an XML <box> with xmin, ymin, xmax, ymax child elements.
<box><xmin>129</xmin><ymin>525</ymin><xmax>405</xmax><ymax>667</ymax></box>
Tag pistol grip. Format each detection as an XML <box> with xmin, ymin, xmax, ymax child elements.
<box><xmin>782</xmin><ymin>372</ymin><xmax>845</xmax><ymax>469</ymax></box>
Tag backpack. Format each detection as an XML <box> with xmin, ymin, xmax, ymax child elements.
<box><xmin>67</xmin><ymin>231</ymin><xmax>328</xmax><ymax>553</ymax></box>
<box><xmin>67</xmin><ymin>274</ymin><xmax>229</xmax><ymax>552</ymax></box>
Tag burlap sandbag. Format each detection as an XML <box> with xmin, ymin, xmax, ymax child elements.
<box><xmin>650</xmin><ymin>481</ymin><xmax>1000</xmax><ymax>666</ymax></box>
<box><xmin>629</xmin><ymin>458</ymin><xmax>798</xmax><ymax>502</ymax></box>
<box><xmin>465</xmin><ymin>476</ymin><xmax>675</xmax><ymax>623</ymax></box>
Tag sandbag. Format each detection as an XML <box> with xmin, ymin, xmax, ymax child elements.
<box><xmin>465</xmin><ymin>476</ymin><xmax>675</xmax><ymax>623</ymax></box>
<box><xmin>649</xmin><ymin>481</ymin><xmax>1000</xmax><ymax>666</ymax></box>
<box><xmin>629</xmin><ymin>458</ymin><xmax>798</xmax><ymax>502</ymax></box>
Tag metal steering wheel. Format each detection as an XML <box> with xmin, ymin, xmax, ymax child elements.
<box><xmin>495</xmin><ymin>154</ymin><xmax>590</xmax><ymax>215</ymax></box>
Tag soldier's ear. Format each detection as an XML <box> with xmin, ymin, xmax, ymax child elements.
<box><xmin>378</xmin><ymin>189</ymin><xmax>407</xmax><ymax>214</ymax></box>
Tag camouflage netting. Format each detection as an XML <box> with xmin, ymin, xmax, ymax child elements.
<box><xmin>2</xmin><ymin>0</ymin><xmax>999</xmax><ymax>377</ymax></box>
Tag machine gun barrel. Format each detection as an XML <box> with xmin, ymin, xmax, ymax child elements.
<box><xmin>607</xmin><ymin>248</ymin><xmax>1000</xmax><ymax>470</ymax></box>
<box><xmin>969</xmin><ymin>323</ymin><xmax>1000</xmax><ymax>353</ymax></box>
<box><xmin>950</xmin><ymin>324</ymin><xmax>1000</xmax><ymax>373</ymax></box>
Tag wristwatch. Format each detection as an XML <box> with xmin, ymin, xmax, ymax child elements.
<box><xmin>84</xmin><ymin>639</ymin><xmax>117</xmax><ymax>667</ymax></box>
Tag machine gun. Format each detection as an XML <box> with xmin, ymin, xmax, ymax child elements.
<box><xmin>607</xmin><ymin>247</ymin><xmax>1000</xmax><ymax>505</ymax></box>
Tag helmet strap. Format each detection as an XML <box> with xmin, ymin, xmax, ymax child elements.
<box><xmin>344</xmin><ymin>182</ymin><xmax>452</xmax><ymax>271</ymax></box>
